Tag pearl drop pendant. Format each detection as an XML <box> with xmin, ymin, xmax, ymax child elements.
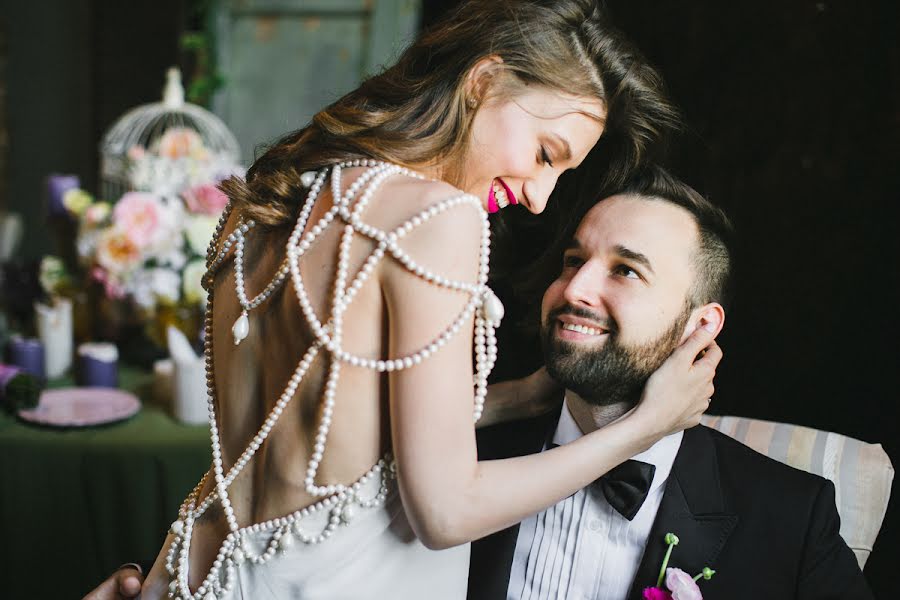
<box><xmin>482</xmin><ymin>289</ymin><xmax>505</xmax><ymax>323</ymax></box>
<box><xmin>232</xmin><ymin>311</ymin><xmax>250</xmax><ymax>345</ymax></box>
<box><xmin>300</xmin><ymin>170</ymin><xmax>317</xmax><ymax>188</ymax></box>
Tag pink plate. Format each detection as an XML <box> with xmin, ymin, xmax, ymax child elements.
<box><xmin>18</xmin><ymin>387</ymin><xmax>140</xmax><ymax>427</ymax></box>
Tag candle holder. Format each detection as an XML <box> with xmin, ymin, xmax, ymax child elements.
<box><xmin>76</xmin><ymin>342</ymin><xmax>119</xmax><ymax>388</ymax></box>
<box><xmin>7</xmin><ymin>336</ymin><xmax>45</xmax><ymax>379</ymax></box>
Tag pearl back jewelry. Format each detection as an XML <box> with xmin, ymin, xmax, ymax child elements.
<box><xmin>168</xmin><ymin>160</ymin><xmax>502</xmax><ymax>599</ymax></box>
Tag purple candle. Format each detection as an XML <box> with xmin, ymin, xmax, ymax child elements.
<box><xmin>0</xmin><ymin>364</ymin><xmax>22</xmax><ymax>390</ymax></box>
<box><xmin>7</xmin><ymin>336</ymin><xmax>45</xmax><ymax>379</ymax></box>
<box><xmin>46</xmin><ymin>174</ymin><xmax>81</xmax><ymax>218</ymax></box>
<box><xmin>77</xmin><ymin>342</ymin><xmax>119</xmax><ymax>388</ymax></box>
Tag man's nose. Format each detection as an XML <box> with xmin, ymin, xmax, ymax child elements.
<box><xmin>562</xmin><ymin>264</ymin><xmax>603</xmax><ymax>307</ymax></box>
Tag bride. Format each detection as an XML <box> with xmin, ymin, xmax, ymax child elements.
<box><xmin>137</xmin><ymin>1</ymin><xmax>719</xmax><ymax>598</ymax></box>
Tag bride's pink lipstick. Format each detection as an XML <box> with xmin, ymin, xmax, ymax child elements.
<box><xmin>487</xmin><ymin>178</ymin><xmax>519</xmax><ymax>213</ymax></box>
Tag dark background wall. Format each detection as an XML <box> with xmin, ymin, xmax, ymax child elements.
<box><xmin>425</xmin><ymin>0</ymin><xmax>899</xmax><ymax>596</ymax></box>
<box><xmin>1</xmin><ymin>0</ymin><xmax>185</xmax><ymax>258</ymax></box>
<box><xmin>3</xmin><ymin>0</ymin><xmax>897</xmax><ymax>596</ymax></box>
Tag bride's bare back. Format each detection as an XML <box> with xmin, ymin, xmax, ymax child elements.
<box><xmin>181</xmin><ymin>165</ymin><xmax>487</xmax><ymax>590</ymax></box>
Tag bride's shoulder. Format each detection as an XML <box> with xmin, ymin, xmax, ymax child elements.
<box><xmin>373</xmin><ymin>176</ymin><xmax>486</xmax><ymax>282</ymax></box>
<box><xmin>368</xmin><ymin>175</ymin><xmax>484</xmax><ymax>236</ymax></box>
<box><xmin>384</xmin><ymin>175</ymin><xmax>475</xmax><ymax>208</ymax></box>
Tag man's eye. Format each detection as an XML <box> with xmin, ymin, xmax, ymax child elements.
<box><xmin>540</xmin><ymin>146</ymin><xmax>554</xmax><ymax>167</ymax></box>
<box><xmin>614</xmin><ymin>265</ymin><xmax>640</xmax><ymax>279</ymax></box>
<box><xmin>562</xmin><ymin>254</ymin><xmax>582</xmax><ymax>268</ymax></box>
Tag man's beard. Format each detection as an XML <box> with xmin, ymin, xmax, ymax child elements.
<box><xmin>541</xmin><ymin>303</ymin><xmax>691</xmax><ymax>407</ymax></box>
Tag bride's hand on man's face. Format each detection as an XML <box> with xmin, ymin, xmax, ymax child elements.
<box><xmin>632</xmin><ymin>325</ymin><xmax>722</xmax><ymax>439</ymax></box>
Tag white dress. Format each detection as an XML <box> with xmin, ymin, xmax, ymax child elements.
<box><xmin>228</xmin><ymin>487</ymin><xmax>470</xmax><ymax>599</ymax></box>
<box><xmin>163</xmin><ymin>162</ymin><xmax>498</xmax><ymax>600</ymax></box>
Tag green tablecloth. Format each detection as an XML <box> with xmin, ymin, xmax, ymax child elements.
<box><xmin>0</xmin><ymin>368</ymin><xmax>210</xmax><ymax>600</ymax></box>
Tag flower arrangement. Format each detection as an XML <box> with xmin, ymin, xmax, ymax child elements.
<box><xmin>642</xmin><ymin>533</ymin><xmax>716</xmax><ymax>600</ymax></box>
<box><xmin>61</xmin><ymin>131</ymin><xmax>242</xmax><ymax>315</ymax></box>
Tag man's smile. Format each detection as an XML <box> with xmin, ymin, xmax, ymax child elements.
<box><xmin>556</xmin><ymin>316</ymin><xmax>610</xmax><ymax>341</ymax></box>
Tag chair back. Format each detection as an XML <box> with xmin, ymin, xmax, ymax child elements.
<box><xmin>700</xmin><ymin>415</ymin><xmax>894</xmax><ymax>569</ymax></box>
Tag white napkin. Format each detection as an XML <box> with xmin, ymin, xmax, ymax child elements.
<box><xmin>166</xmin><ymin>325</ymin><xmax>208</xmax><ymax>425</ymax></box>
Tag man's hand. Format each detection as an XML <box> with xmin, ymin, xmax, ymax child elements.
<box><xmin>82</xmin><ymin>565</ymin><xmax>144</xmax><ymax>600</ymax></box>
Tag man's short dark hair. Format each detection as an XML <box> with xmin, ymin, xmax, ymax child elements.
<box><xmin>613</xmin><ymin>165</ymin><xmax>734</xmax><ymax>308</ymax></box>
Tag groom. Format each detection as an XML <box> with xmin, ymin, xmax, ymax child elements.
<box><xmin>467</xmin><ymin>166</ymin><xmax>871</xmax><ymax>599</ymax></box>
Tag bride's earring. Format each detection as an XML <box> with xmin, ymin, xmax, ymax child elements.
<box><xmin>466</xmin><ymin>96</ymin><xmax>477</xmax><ymax>109</ymax></box>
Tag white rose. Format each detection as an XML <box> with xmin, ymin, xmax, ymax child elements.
<box><xmin>184</xmin><ymin>214</ymin><xmax>219</xmax><ymax>256</ymax></box>
<box><xmin>182</xmin><ymin>259</ymin><xmax>208</xmax><ymax>307</ymax></box>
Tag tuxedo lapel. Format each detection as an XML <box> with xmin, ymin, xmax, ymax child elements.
<box><xmin>627</xmin><ymin>427</ymin><xmax>738</xmax><ymax>600</ymax></box>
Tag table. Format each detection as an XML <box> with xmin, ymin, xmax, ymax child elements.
<box><xmin>0</xmin><ymin>367</ymin><xmax>210</xmax><ymax>600</ymax></box>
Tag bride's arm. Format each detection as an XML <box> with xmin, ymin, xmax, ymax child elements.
<box><xmin>477</xmin><ymin>368</ymin><xmax>562</xmax><ymax>428</ymax></box>
<box><xmin>382</xmin><ymin>203</ymin><xmax>718</xmax><ymax>550</ymax></box>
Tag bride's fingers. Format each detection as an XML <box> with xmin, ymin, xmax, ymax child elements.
<box><xmin>117</xmin><ymin>569</ymin><xmax>143</xmax><ymax>597</ymax></box>
<box><xmin>671</xmin><ymin>325</ymin><xmax>717</xmax><ymax>365</ymax></box>
<box><xmin>694</xmin><ymin>341</ymin><xmax>722</xmax><ymax>371</ymax></box>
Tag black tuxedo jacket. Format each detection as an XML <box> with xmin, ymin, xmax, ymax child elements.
<box><xmin>468</xmin><ymin>408</ymin><xmax>873</xmax><ymax>600</ymax></box>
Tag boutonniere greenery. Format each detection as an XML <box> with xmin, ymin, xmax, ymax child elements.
<box><xmin>642</xmin><ymin>533</ymin><xmax>716</xmax><ymax>600</ymax></box>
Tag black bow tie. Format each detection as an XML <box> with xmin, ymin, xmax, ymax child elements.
<box><xmin>595</xmin><ymin>459</ymin><xmax>656</xmax><ymax>520</ymax></box>
<box><xmin>550</xmin><ymin>443</ymin><xmax>656</xmax><ymax>521</ymax></box>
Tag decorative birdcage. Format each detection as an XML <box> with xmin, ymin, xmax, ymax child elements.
<box><xmin>99</xmin><ymin>67</ymin><xmax>241</xmax><ymax>201</ymax></box>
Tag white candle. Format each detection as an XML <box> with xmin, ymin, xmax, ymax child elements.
<box><xmin>34</xmin><ymin>298</ymin><xmax>73</xmax><ymax>378</ymax></box>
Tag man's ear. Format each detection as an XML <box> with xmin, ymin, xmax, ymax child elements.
<box><xmin>685</xmin><ymin>302</ymin><xmax>725</xmax><ymax>340</ymax></box>
<box><xmin>465</xmin><ymin>55</ymin><xmax>505</xmax><ymax>104</ymax></box>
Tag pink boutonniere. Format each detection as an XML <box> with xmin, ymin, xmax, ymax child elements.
<box><xmin>642</xmin><ymin>533</ymin><xmax>716</xmax><ymax>600</ymax></box>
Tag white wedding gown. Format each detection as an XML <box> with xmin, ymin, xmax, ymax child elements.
<box><xmin>227</xmin><ymin>487</ymin><xmax>470</xmax><ymax>599</ymax></box>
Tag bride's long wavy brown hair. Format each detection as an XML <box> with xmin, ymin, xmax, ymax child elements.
<box><xmin>222</xmin><ymin>0</ymin><xmax>678</xmax><ymax>227</ymax></box>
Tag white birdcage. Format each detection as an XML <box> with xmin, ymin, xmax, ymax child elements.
<box><xmin>99</xmin><ymin>67</ymin><xmax>242</xmax><ymax>201</ymax></box>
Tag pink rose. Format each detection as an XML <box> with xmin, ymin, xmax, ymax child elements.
<box><xmin>643</xmin><ymin>587</ymin><xmax>673</xmax><ymax>600</ymax></box>
<box><xmin>182</xmin><ymin>183</ymin><xmax>229</xmax><ymax>215</ymax></box>
<box><xmin>113</xmin><ymin>192</ymin><xmax>165</xmax><ymax>247</ymax></box>
<box><xmin>666</xmin><ymin>568</ymin><xmax>703</xmax><ymax>600</ymax></box>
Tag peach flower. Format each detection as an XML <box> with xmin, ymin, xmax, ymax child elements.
<box><xmin>156</xmin><ymin>127</ymin><xmax>206</xmax><ymax>160</ymax></box>
<box><xmin>95</xmin><ymin>228</ymin><xmax>141</xmax><ymax>276</ymax></box>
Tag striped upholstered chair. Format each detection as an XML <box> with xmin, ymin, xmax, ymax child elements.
<box><xmin>701</xmin><ymin>415</ymin><xmax>894</xmax><ymax>569</ymax></box>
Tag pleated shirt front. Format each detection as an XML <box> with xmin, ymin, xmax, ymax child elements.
<box><xmin>506</xmin><ymin>399</ymin><xmax>683</xmax><ymax>600</ymax></box>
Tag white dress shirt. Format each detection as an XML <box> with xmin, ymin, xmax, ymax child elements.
<box><xmin>507</xmin><ymin>397</ymin><xmax>683</xmax><ymax>600</ymax></box>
